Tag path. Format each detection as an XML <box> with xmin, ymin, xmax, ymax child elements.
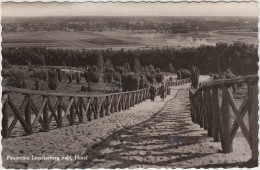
<box><xmin>73</xmin><ymin>85</ymin><xmax>252</xmax><ymax>169</ymax></box>
<box><xmin>2</xmin><ymin>83</ymin><xmax>253</xmax><ymax>169</ymax></box>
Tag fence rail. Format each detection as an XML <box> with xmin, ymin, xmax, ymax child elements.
<box><xmin>2</xmin><ymin>78</ymin><xmax>190</xmax><ymax>139</ymax></box>
<box><xmin>189</xmin><ymin>75</ymin><xmax>258</xmax><ymax>162</ymax></box>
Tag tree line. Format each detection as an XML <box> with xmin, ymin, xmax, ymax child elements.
<box><xmin>2</xmin><ymin>42</ymin><xmax>258</xmax><ymax>75</ymax></box>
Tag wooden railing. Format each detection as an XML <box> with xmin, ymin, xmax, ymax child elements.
<box><xmin>2</xmin><ymin>78</ymin><xmax>190</xmax><ymax>139</ymax></box>
<box><xmin>189</xmin><ymin>75</ymin><xmax>258</xmax><ymax>162</ymax></box>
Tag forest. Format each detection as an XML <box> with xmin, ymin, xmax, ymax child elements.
<box><xmin>2</xmin><ymin>42</ymin><xmax>258</xmax><ymax>76</ymax></box>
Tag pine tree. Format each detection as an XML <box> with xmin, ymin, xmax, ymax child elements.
<box><xmin>168</xmin><ymin>63</ymin><xmax>175</xmax><ymax>72</ymax></box>
<box><xmin>133</xmin><ymin>59</ymin><xmax>142</xmax><ymax>73</ymax></box>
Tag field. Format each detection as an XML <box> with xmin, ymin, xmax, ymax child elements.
<box><xmin>2</xmin><ymin>30</ymin><xmax>258</xmax><ymax>50</ymax></box>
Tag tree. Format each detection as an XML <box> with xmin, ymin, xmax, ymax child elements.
<box><xmin>168</xmin><ymin>63</ymin><xmax>175</xmax><ymax>72</ymax></box>
<box><xmin>133</xmin><ymin>59</ymin><xmax>142</xmax><ymax>73</ymax></box>
<box><xmin>96</xmin><ymin>52</ymin><xmax>104</xmax><ymax>71</ymax></box>
<box><xmin>104</xmin><ymin>58</ymin><xmax>113</xmax><ymax>69</ymax></box>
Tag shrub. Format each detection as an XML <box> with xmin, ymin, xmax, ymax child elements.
<box><xmin>33</xmin><ymin>70</ymin><xmax>47</xmax><ymax>81</ymax></box>
<box><xmin>7</xmin><ymin>72</ymin><xmax>27</xmax><ymax>88</ymax></box>
<box><xmin>113</xmin><ymin>71</ymin><xmax>121</xmax><ymax>82</ymax></box>
<box><xmin>76</xmin><ymin>72</ymin><xmax>81</xmax><ymax>84</ymax></box>
<box><xmin>191</xmin><ymin>66</ymin><xmax>200</xmax><ymax>89</ymax></box>
<box><xmin>125</xmin><ymin>63</ymin><xmax>131</xmax><ymax>72</ymax></box>
<box><xmin>87</xmin><ymin>84</ymin><xmax>93</xmax><ymax>92</ymax></box>
<box><xmin>56</xmin><ymin>69</ymin><xmax>62</xmax><ymax>82</ymax></box>
<box><xmin>35</xmin><ymin>79</ymin><xmax>43</xmax><ymax>90</ymax></box>
<box><xmin>83</xmin><ymin>70</ymin><xmax>99</xmax><ymax>83</ymax></box>
<box><xmin>104</xmin><ymin>73</ymin><xmax>113</xmax><ymax>83</ymax></box>
<box><xmin>146</xmin><ymin>73</ymin><xmax>156</xmax><ymax>84</ymax></box>
<box><xmin>48</xmin><ymin>69</ymin><xmax>59</xmax><ymax>90</ymax></box>
<box><xmin>139</xmin><ymin>75</ymin><xmax>149</xmax><ymax>89</ymax></box>
<box><xmin>66</xmin><ymin>73</ymin><xmax>72</xmax><ymax>83</ymax></box>
<box><xmin>121</xmin><ymin>73</ymin><xmax>140</xmax><ymax>91</ymax></box>
<box><xmin>2</xmin><ymin>59</ymin><xmax>10</xmax><ymax>69</ymax></box>
<box><xmin>104</xmin><ymin>67</ymin><xmax>114</xmax><ymax>74</ymax></box>
<box><xmin>28</xmin><ymin>65</ymin><xmax>34</xmax><ymax>71</ymax></box>
<box><xmin>177</xmin><ymin>68</ymin><xmax>191</xmax><ymax>79</ymax></box>
<box><xmin>81</xmin><ymin>85</ymin><xmax>87</xmax><ymax>92</ymax></box>
<box><xmin>72</xmin><ymin>73</ymin><xmax>76</xmax><ymax>80</ymax></box>
<box><xmin>169</xmin><ymin>76</ymin><xmax>173</xmax><ymax>82</ymax></box>
<box><xmin>225</xmin><ymin>69</ymin><xmax>236</xmax><ymax>79</ymax></box>
<box><xmin>115</xmin><ymin>66</ymin><xmax>127</xmax><ymax>75</ymax></box>
<box><xmin>156</xmin><ymin>73</ymin><xmax>164</xmax><ymax>83</ymax></box>
<box><xmin>90</xmin><ymin>72</ymin><xmax>100</xmax><ymax>83</ymax></box>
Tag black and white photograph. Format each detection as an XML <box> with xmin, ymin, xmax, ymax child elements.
<box><xmin>1</xmin><ymin>1</ymin><xmax>259</xmax><ymax>169</ymax></box>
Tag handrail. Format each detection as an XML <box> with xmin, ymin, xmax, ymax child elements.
<box><xmin>189</xmin><ymin>74</ymin><xmax>258</xmax><ymax>162</ymax></box>
<box><xmin>190</xmin><ymin>75</ymin><xmax>258</xmax><ymax>97</ymax></box>
<box><xmin>1</xmin><ymin>78</ymin><xmax>190</xmax><ymax>139</ymax></box>
<box><xmin>3</xmin><ymin>78</ymin><xmax>191</xmax><ymax>97</ymax></box>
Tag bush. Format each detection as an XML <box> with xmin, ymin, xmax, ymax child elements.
<box><xmin>104</xmin><ymin>67</ymin><xmax>114</xmax><ymax>74</ymax></box>
<box><xmin>83</xmin><ymin>70</ymin><xmax>99</xmax><ymax>83</ymax></box>
<box><xmin>33</xmin><ymin>70</ymin><xmax>47</xmax><ymax>81</ymax></box>
<box><xmin>76</xmin><ymin>72</ymin><xmax>81</xmax><ymax>84</ymax></box>
<box><xmin>81</xmin><ymin>85</ymin><xmax>87</xmax><ymax>92</ymax></box>
<box><xmin>113</xmin><ymin>71</ymin><xmax>121</xmax><ymax>82</ymax></box>
<box><xmin>139</xmin><ymin>75</ymin><xmax>149</xmax><ymax>89</ymax></box>
<box><xmin>72</xmin><ymin>73</ymin><xmax>76</xmax><ymax>80</ymax></box>
<box><xmin>104</xmin><ymin>73</ymin><xmax>113</xmax><ymax>83</ymax></box>
<box><xmin>2</xmin><ymin>59</ymin><xmax>10</xmax><ymax>69</ymax></box>
<box><xmin>35</xmin><ymin>80</ymin><xmax>43</xmax><ymax>90</ymax></box>
<box><xmin>191</xmin><ymin>66</ymin><xmax>199</xmax><ymax>89</ymax></box>
<box><xmin>156</xmin><ymin>73</ymin><xmax>164</xmax><ymax>83</ymax></box>
<box><xmin>115</xmin><ymin>66</ymin><xmax>127</xmax><ymax>75</ymax></box>
<box><xmin>225</xmin><ymin>69</ymin><xmax>236</xmax><ymax>79</ymax></box>
<box><xmin>7</xmin><ymin>72</ymin><xmax>27</xmax><ymax>88</ymax></box>
<box><xmin>122</xmin><ymin>73</ymin><xmax>140</xmax><ymax>91</ymax></box>
<box><xmin>48</xmin><ymin>69</ymin><xmax>59</xmax><ymax>90</ymax></box>
<box><xmin>146</xmin><ymin>73</ymin><xmax>156</xmax><ymax>84</ymax></box>
<box><xmin>28</xmin><ymin>65</ymin><xmax>34</xmax><ymax>71</ymax></box>
<box><xmin>56</xmin><ymin>69</ymin><xmax>62</xmax><ymax>82</ymax></box>
<box><xmin>87</xmin><ymin>84</ymin><xmax>93</xmax><ymax>92</ymax></box>
<box><xmin>66</xmin><ymin>73</ymin><xmax>72</xmax><ymax>83</ymax></box>
<box><xmin>177</xmin><ymin>69</ymin><xmax>191</xmax><ymax>79</ymax></box>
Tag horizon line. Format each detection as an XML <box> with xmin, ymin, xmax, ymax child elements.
<box><xmin>2</xmin><ymin>15</ymin><xmax>258</xmax><ymax>17</ymax></box>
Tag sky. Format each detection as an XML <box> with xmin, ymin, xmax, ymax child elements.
<box><xmin>1</xmin><ymin>2</ymin><xmax>258</xmax><ymax>17</ymax></box>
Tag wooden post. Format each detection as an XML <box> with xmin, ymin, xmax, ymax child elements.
<box><xmin>94</xmin><ymin>97</ymin><xmax>98</xmax><ymax>119</ymax></box>
<box><xmin>203</xmin><ymin>90</ymin><xmax>208</xmax><ymax>130</ymax></box>
<box><xmin>106</xmin><ymin>96</ymin><xmax>111</xmax><ymax>115</ymax></box>
<box><xmin>199</xmin><ymin>91</ymin><xmax>203</xmax><ymax>128</ymax></box>
<box><xmin>42</xmin><ymin>96</ymin><xmax>49</xmax><ymax>132</ymax></box>
<box><xmin>25</xmin><ymin>95</ymin><xmax>32</xmax><ymax>130</ymax></box>
<box><xmin>212</xmin><ymin>87</ymin><xmax>220</xmax><ymax>142</ymax></box>
<box><xmin>2</xmin><ymin>94</ymin><xmax>9</xmax><ymax>139</ymax></box>
<box><xmin>247</xmin><ymin>82</ymin><xmax>259</xmax><ymax>162</ymax></box>
<box><xmin>128</xmin><ymin>93</ymin><xmax>132</xmax><ymax>108</ymax></box>
<box><xmin>221</xmin><ymin>85</ymin><xmax>233</xmax><ymax>153</ymax></box>
<box><xmin>100</xmin><ymin>97</ymin><xmax>104</xmax><ymax>117</ymax></box>
<box><xmin>58</xmin><ymin>97</ymin><xmax>63</xmax><ymax>127</ymax></box>
<box><xmin>87</xmin><ymin>98</ymin><xmax>92</xmax><ymax>121</ymax></box>
<box><xmin>79</xmin><ymin>97</ymin><xmax>84</xmax><ymax>122</ymax></box>
<box><xmin>70</xmin><ymin>97</ymin><xmax>75</xmax><ymax>125</ymax></box>
<box><xmin>206</xmin><ymin>88</ymin><xmax>213</xmax><ymax>137</ymax></box>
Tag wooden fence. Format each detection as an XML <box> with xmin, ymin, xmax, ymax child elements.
<box><xmin>2</xmin><ymin>78</ymin><xmax>190</xmax><ymax>139</ymax></box>
<box><xmin>189</xmin><ymin>75</ymin><xmax>258</xmax><ymax>162</ymax></box>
